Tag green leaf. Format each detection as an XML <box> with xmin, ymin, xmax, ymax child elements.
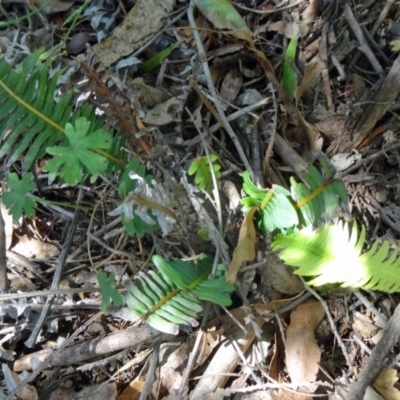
<box><xmin>44</xmin><ymin>117</ymin><xmax>111</xmax><ymax>184</ymax></box>
<box><xmin>241</xmin><ymin>171</ymin><xmax>299</xmax><ymax>232</ymax></box>
<box><xmin>97</xmin><ymin>270</ymin><xmax>124</xmax><ymax>314</ymax></box>
<box><xmin>272</xmin><ymin>221</ymin><xmax>400</xmax><ymax>293</ymax></box>
<box><xmin>188</xmin><ymin>154</ymin><xmax>221</xmax><ymax>193</ymax></box>
<box><xmin>195</xmin><ymin>0</ymin><xmax>252</xmax><ymax>40</ymax></box>
<box><xmin>2</xmin><ymin>173</ymin><xmax>36</xmax><ymax>220</ymax></box>
<box><xmin>282</xmin><ymin>37</ymin><xmax>298</xmax><ymax>99</ymax></box>
<box><xmin>113</xmin><ymin>254</ymin><xmax>234</xmax><ymax>334</ymax></box>
<box><xmin>141</xmin><ymin>41</ymin><xmax>181</xmax><ymax>72</ymax></box>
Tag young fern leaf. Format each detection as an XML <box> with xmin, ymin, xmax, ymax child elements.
<box><xmin>188</xmin><ymin>154</ymin><xmax>221</xmax><ymax>193</ymax></box>
<box><xmin>241</xmin><ymin>171</ymin><xmax>298</xmax><ymax>232</ymax></box>
<box><xmin>241</xmin><ymin>156</ymin><xmax>349</xmax><ymax>232</ymax></box>
<box><xmin>112</xmin><ymin>254</ymin><xmax>234</xmax><ymax>335</ymax></box>
<box><xmin>272</xmin><ymin>221</ymin><xmax>400</xmax><ymax>293</ymax></box>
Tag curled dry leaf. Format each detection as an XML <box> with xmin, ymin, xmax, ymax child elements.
<box><xmin>226</xmin><ymin>205</ymin><xmax>257</xmax><ymax>284</ymax></box>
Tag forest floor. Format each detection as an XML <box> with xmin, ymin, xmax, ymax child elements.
<box><xmin>1</xmin><ymin>0</ymin><xmax>400</xmax><ymax>399</ymax></box>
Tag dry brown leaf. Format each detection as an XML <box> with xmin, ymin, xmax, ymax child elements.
<box><xmin>268</xmin><ymin>21</ymin><xmax>309</xmax><ymax>39</ymax></box>
<box><xmin>143</xmin><ymin>97</ymin><xmax>182</xmax><ymax>126</ymax></box>
<box><xmin>296</xmin><ymin>56</ymin><xmax>325</xmax><ymax>100</ymax></box>
<box><xmin>260</xmin><ymin>256</ymin><xmax>303</xmax><ymax>295</ymax></box>
<box><xmin>285</xmin><ymin>301</ymin><xmax>325</xmax><ymax>388</ymax></box>
<box><xmin>226</xmin><ymin>206</ymin><xmax>257</xmax><ymax>284</ymax></box>
<box><xmin>11</xmin><ymin>235</ymin><xmax>60</xmax><ymax>259</ymax></box>
<box><xmin>118</xmin><ymin>379</ymin><xmax>144</xmax><ymax>400</ymax></box>
<box><xmin>132</xmin><ymin>78</ymin><xmax>169</xmax><ymax>107</ymax></box>
<box><xmin>220</xmin><ymin>69</ymin><xmax>242</xmax><ymax>103</ymax></box>
<box><xmin>373</xmin><ymin>368</ymin><xmax>400</xmax><ymax>400</ymax></box>
<box><xmin>93</xmin><ymin>0</ymin><xmax>175</xmax><ymax>67</ymax></box>
<box><xmin>252</xmin><ymin>293</ymin><xmax>305</xmax><ymax>316</ymax></box>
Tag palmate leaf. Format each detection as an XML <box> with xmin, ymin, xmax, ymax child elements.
<box><xmin>97</xmin><ymin>270</ymin><xmax>124</xmax><ymax>314</ymax></box>
<box><xmin>272</xmin><ymin>221</ymin><xmax>400</xmax><ymax>293</ymax></box>
<box><xmin>2</xmin><ymin>173</ymin><xmax>36</xmax><ymax>220</ymax></box>
<box><xmin>44</xmin><ymin>117</ymin><xmax>111</xmax><ymax>184</ymax></box>
<box><xmin>0</xmin><ymin>49</ymin><xmax>126</xmax><ymax>175</ymax></box>
<box><xmin>113</xmin><ymin>254</ymin><xmax>234</xmax><ymax>335</ymax></box>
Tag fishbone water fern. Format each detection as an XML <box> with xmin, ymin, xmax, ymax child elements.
<box><xmin>242</xmin><ymin>159</ymin><xmax>400</xmax><ymax>294</ymax></box>
<box><xmin>272</xmin><ymin>221</ymin><xmax>400</xmax><ymax>293</ymax></box>
<box><xmin>103</xmin><ymin>254</ymin><xmax>234</xmax><ymax>335</ymax></box>
<box><xmin>241</xmin><ymin>155</ymin><xmax>348</xmax><ymax>232</ymax></box>
<box><xmin>0</xmin><ymin>49</ymin><xmax>126</xmax><ymax>172</ymax></box>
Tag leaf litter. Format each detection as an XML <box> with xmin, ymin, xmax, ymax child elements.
<box><xmin>2</xmin><ymin>0</ymin><xmax>400</xmax><ymax>399</ymax></box>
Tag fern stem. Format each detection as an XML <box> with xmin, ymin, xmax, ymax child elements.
<box><xmin>296</xmin><ymin>177</ymin><xmax>334</xmax><ymax>208</ymax></box>
<box><xmin>260</xmin><ymin>190</ymin><xmax>273</xmax><ymax>211</ymax></box>
<box><xmin>0</xmin><ymin>79</ymin><xmax>65</xmax><ymax>133</ymax></box>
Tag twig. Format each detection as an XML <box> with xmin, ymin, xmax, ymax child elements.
<box><xmin>5</xmin><ymin>311</ymin><xmax>103</xmax><ymax>400</ymax></box>
<box><xmin>365</xmin><ymin>195</ymin><xmax>400</xmax><ymax>236</ymax></box>
<box><xmin>232</xmin><ymin>0</ymin><xmax>305</xmax><ymax>14</ymax></box>
<box><xmin>139</xmin><ymin>338</ymin><xmax>161</xmax><ymax>400</ymax></box>
<box><xmin>0</xmin><ymin>288</ymin><xmax>98</xmax><ymax>301</ymax></box>
<box><xmin>0</xmin><ymin>203</ymin><xmax>7</xmax><ymax>293</ymax></box>
<box><xmin>24</xmin><ymin>188</ymin><xmax>84</xmax><ymax>348</ymax></box>
<box><xmin>347</xmin><ymin>304</ymin><xmax>400</xmax><ymax>400</ymax></box>
<box><xmin>188</xmin><ymin>0</ymin><xmax>255</xmax><ymax>180</ymax></box>
<box><xmin>250</xmin><ymin>125</ymin><xmax>263</xmax><ymax>187</ymax></box>
<box><xmin>342</xmin><ymin>1</ymin><xmax>383</xmax><ymax>74</ymax></box>
<box><xmin>341</xmin><ymin>141</ymin><xmax>400</xmax><ymax>176</ymax></box>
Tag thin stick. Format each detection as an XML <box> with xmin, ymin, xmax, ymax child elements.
<box><xmin>24</xmin><ymin>188</ymin><xmax>84</xmax><ymax>348</ymax></box>
<box><xmin>343</xmin><ymin>1</ymin><xmax>383</xmax><ymax>74</ymax></box>
<box><xmin>188</xmin><ymin>0</ymin><xmax>255</xmax><ymax>180</ymax></box>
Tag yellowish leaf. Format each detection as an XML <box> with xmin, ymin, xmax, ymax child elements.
<box><xmin>226</xmin><ymin>206</ymin><xmax>257</xmax><ymax>284</ymax></box>
<box><xmin>374</xmin><ymin>368</ymin><xmax>400</xmax><ymax>400</ymax></box>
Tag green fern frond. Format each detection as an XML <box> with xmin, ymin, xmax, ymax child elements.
<box><xmin>272</xmin><ymin>221</ymin><xmax>400</xmax><ymax>293</ymax></box>
<box><xmin>0</xmin><ymin>49</ymin><xmax>126</xmax><ymax>173</ymax></box>
<box><xmin>114</xmin><ymin>254</ymin><xmax>234</xmax><ymax>334</ymax></box>
<box><xmin>241</xmin><ymin>156</ymin><xmax>349</xmax><ymax>232</ymax></box>
<box><xmin>241</xmin><ymin>171</ymin><xmax>298</xmax><ymax>232</ymax></box>
<box><xmin>188</xmin><ymin>154</ymin><xmax>221</xmax><ymax>193</ymax></box>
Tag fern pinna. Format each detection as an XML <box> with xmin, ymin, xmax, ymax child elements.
<box><xmin>110</xmin><ymin>254</ymin><xmax>234</xmax><ymax>335</ymax></box>
<box><xmin>0</xmin><ymin>49</ymin><xmax>126</xmax><ymax>174</ymax></box>
<box><xmin>272</xmin><ymin>221</ymin><xmax>400</xmax><ymax>293</ymax></box>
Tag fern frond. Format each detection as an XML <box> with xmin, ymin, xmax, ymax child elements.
<box><xmin>116</xmin><ymin>255</ymin><xmax>234</xmax><ymax>334</ymax></box>
<box><xmin>272</xmin><ymin>221</ymin><xmax>400</xmax><ymax>293</ymax></box>
<box><xmin>188</xmin><ymin>154</ymin><xmax>221</xmax><ymax>193</ymax></box>
<box><xmin>0</xmin><ymin>49</ymin><xmax>126</xmax><ymax>173</ymax></box>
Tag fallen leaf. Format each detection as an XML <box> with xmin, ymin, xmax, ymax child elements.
<box><xmin>93</xmin><ymin>0</ymin><xmax>175</xmax><ymax>67</ymax></box>
<box><xmin>285</xmin><ymin>301</ymin><xmax>325</xmax><ymax>388</ymax></box>
<box><xmin>268</xmin><ymin>20</ymin><xmax>309</xmax><ymax>39</ymax></box>
<box><xmin>220</xmin><ymin>69</ymin><xmax>242</xmax><ymax>103</ymax></box>
<box><xmin>195</xmin><ymin>0</ymin><xmax>253</xmax><ymax>43</ymax></box>
<box><xmin>373</xmin><ymin>368</ymin><xmax>400</xmax><ymax>400</ymax></box>
<box><xmin>226</xmin><ymin>206</ymin><xmax>257</xmax><ymax>284</ymax></box>
<box><xmin>118</xmin><ymin>379</ymin><xmax>144</xmax><ymax>400</ymax></box>
<box><xmin>142</xmin><ymin>97</ymin><xmax>182</xmax><ymax>126</ymax></box>
<box><xmin>12</xmin><ymin>235</ymin><xmax>60</xmax><ymax>259</ymax></box>
<box><xmin>296</xmin><ymin>56</ymin><xmax>325</xmax><ymax>99</ymax></box>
